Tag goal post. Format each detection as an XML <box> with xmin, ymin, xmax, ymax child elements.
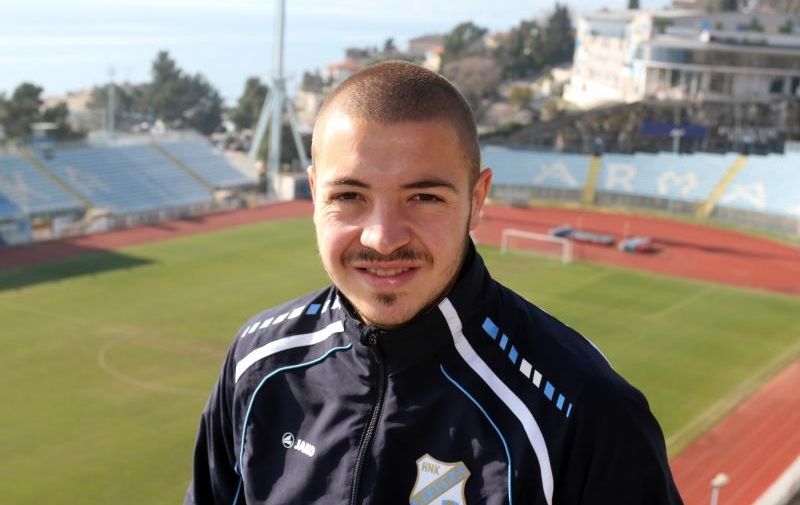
<box><xmin>500</xmin><ymin>228</ymin><xmax>574</xmax><ymax>264</ymax></box>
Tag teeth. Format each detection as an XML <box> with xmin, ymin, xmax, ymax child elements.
<box><xmin>366</xmin><ymin>268</ymin><xmax>409</xmax><ymax>277</ymax></box>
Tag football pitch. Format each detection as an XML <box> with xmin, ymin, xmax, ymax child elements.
<box><xmin>1</xmin><ymin>217</ymin><xmax>798</xmax><ymax>504</ymax></box>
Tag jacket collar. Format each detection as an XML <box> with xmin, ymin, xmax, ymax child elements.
<box><xmin>338</xmin><ymin>241</ymin><xmax>493</xmax><ymax>374</ymax></box>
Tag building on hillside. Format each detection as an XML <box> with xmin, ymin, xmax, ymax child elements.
<box><xmin>563</xmin><ymin>9</ymin><xmax>800</xmax><ymax>108</ymax></box>
<box><xmin>407</xmin><ymin>34</ymin><xmax>444</xmax><ymax>57</ymax></box>
<box><xmin>407</xmin><ymin>34</ymin><xmax>444</xmax><ymax>72</ymax></box>
<box><xmin>325</xmin><ymin>58</ymin><xmax>366</xmax><ymax>86</ymax></box>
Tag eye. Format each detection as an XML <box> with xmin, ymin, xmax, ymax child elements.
<box><xmin>329</xmin><ymin>192</ymin><xmax>363</xmax><ymax>202</ymax></box>
<box><xmin>410</xmin><ymin>193</ymin><xmax>444</xmax><ymax>203</ymax></box>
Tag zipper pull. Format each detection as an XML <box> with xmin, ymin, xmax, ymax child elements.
<box><xmin>361</xmin><ymin>328</ymin><xmax>379</xmax><ymax>346</ymax></box>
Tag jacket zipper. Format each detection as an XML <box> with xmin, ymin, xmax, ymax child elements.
<box><xmin>349</xmin><ymin>329</ymin><xmax>388</xmax><ymax>505</ymax></box>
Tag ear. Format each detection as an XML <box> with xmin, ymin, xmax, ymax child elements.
<box><xmin>469</xmin><ymin>168</ymin><xmax>492</xmax><ymax>231</ymax></box>
<box><xmin>307</xmin><ymin>165</ymin><xmax>316</xmax><ymax>203</ymax></box>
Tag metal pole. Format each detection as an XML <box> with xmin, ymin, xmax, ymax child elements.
<box><xmin>709</xmin><ymin>472</ymin><xmax>730</xmax><ymax>505</ymax></box>
<box><xmin>710</xmin><ymin>486</ymin><xmax>720</xmax><ymax>505</ymax></box>
<box><xmin>246</xmin><ymin>89</ymin><xmax>273</xmax><ymax>168</ymax></box>
<box><xmin>284</xmin><ymin>98</ymin><xmax>309</xmax><ymax>168</ymax></box>
<box><xmin>107</xmin><ymin>68</ymin><xmax>116</xmax><ymax>140</ymax></box>
<box><xmin>267</xmin><ymin>0</ymin><xmax>285</xmax><ymax>197</ymax></box>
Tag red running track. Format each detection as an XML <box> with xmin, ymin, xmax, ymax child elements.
<box><xmin>472</xmin><ymin>205</ymin><xmax>800</xmax><ymax>295</ymax></box>
<box><xmin>0</xmin><ymin>200</ymin><xmax>313</xmax><ymax>270</ymax></box>
<box><xmin>670</xmin><ymin>362</ymin><xmax>800</xmax><ymax>505</ymax></box>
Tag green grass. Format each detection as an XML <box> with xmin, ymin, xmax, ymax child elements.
<box><xmin>1</xmin><ymin>217</ymin><xmax>798</xmax><ymax>504</ymax></box>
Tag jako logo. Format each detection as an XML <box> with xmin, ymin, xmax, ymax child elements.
<box><xmin>281</xmin><ymin>431</ymin><xmax>315</xmax><ymax>457</ymax></box>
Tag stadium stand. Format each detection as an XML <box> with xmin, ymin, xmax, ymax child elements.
<box><xmin>484</xmin><ymin>146</ymin><xmax>800</xmax><ymax>235</ymax></box>
<box><xmin>597</xmin><ymin>152</ymin><xmax>739</xmax><ymax>202</ymax></box>
<box><xmin>482</xmin><ymin>146</ymin><xmax>591</xmax><ymax>202</ymax></box>
<box><xmin>0</xmin><ymin>153</ymin><xmax>85</xmax><ymax>217</ymax></box>
<box><xmin>155</xmin><ymin>139</ymin><xmax>253</xmax><ymax>189</ymax></box>
<box><xmin>32</xmin><ymin>144</ymin><xmax>215</xmax><ymax>215</ymax></box>
<box><xmin>713</xmin><ymin>153</ymin><xmax>800</xmax><ymax>233</ymax></box>
<box><xmin>718</xmin><ymin>153</ymin><xmax>800</xmax><ymax>218</ymax></box>
<box><xmin>0</xmin><ymin>186</ymin><xmax>20</xmax><ymax>219</ymax></box>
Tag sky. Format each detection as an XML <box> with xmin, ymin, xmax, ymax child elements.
<box><xmin>0</xmin><ymin>0</ymin><xmax>669</xmax><ymax>105</ymax></box>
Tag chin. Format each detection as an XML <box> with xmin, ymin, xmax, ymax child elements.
<box><xmin>356</xmin><ymin>298</ymin><xmax>421</xmax><ymax>329</ymax></box>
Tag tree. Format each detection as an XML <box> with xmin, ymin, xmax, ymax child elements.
<box><xmin>181</xmin><ymin>74</ymin><xmax>224</xmax><ymax>135</ymax></box>
<box><xmin>301</xmin><ymin>70</ymin><xmax>325</xmax><ymax>93</ymax></box>
<box><xmin>145</xmin><ymin>51</ymin><xmax>223</xmax><ymax>134</ymax></box>
<box><xmin>442</xmin><ymin>22</ymin><xmax>488</xmax><ymax>64</ymax></box>
<box><xmin>628</xmin><ymin>0</ymin><xmax>640</xmax><ymax>8</ymax></box>
<box><xmin>510</xmin><ymin>86</ymin><xmax>534</xmax><ymax>108</ymax></box>
<box><xmin>717</xmin><ymin>0</ymin><xmax>738</xmax><ymax>11</ymax></box>
<box><xmin>232</xmin><ymin>77</ymin><xmax>269</xmax><ymax>131</ymax></box>
<box><xmin>494</xmin><ymin>20</ymin><xmax>542</xmax><ymax>78</ymax></box>
<box><xmin>0</xmin><ymin>82</ymin><xmax>85</xmax><ymax>141</ymax></box>
<box><xmin>540</xmin><ymin>4</ymin><xmax>574</xmax><ymax>67</ymax></box>
<box><xmin>41</xmin><ymin>102</ymin><xmax>85</xmax><ymax>141</ymax></box>
<box><xmin>148</xmin><ymin>51</ymin><xmax>186</xmax><ymax>122</ymax></box>
<box><xmin>442</xmin><ymin>57</ymin><xmax>502</xmax><ymax>114</ymax></box>
<box><xmin>383</xmin><ymin>37</ymin><xmax>397</xmax><ymax>55</ymax></box>
<box><xmin>0</xmin><ymin>93</ymin><xmax>8</xmax><ymax>143</ymax></box>
<box><xmin>2</xmin><ymin>82</ymin><xmax>43</xmax><ymax>138</ymax></box>
<box><xmin>87</xmin><ymin>82</ymin><xmax>151</xmax><ymax>130</ymax></box>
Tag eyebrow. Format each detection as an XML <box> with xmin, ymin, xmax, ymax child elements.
<box><xmin>325</xmin><ymin>177</ymin><xmax>457</xmax><ymax>192</ymax></box>
<box><xmin>326</xmin><ymin>177</ymin><xmax>369</xmax><ymax>188</ymax></box>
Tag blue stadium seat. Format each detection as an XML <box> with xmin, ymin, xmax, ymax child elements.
<box><xmin>718</xmin><ymin>153</ymin><xmax>800</xmax><ymax>218</ymax></box>
<box><xmin>597</xmin><ymin>152</ymin><xmax>740</xmax><ymax>202</ymax></box>
<box><xmin>157</xmin><ymin>139</ymin><xmax>253</xmax><ymax>188</ymax></box>
<box><xmin>0</xmin><ymin>190</ymin><xmax>20</xmax><ymax>219</ymax></box>
<box><xmin>482</xmin><ymin>146</ymin><xmax>591</xmax><ymax>189</ymax></box>
<box><xmin>33</xmin><ymin>144</ymin><xmax>214</xmax><ymax>215</ymax></box>
<box><xmin>0</xmin><ymin>153</ymin><xmax>84</xmax><ymax>217</ymax></box>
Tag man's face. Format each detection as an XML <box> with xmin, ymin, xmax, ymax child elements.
<box><xmin>309</xmin><ymin>111</ymin><xmax>491</xmax><ymax>328</ymax></box>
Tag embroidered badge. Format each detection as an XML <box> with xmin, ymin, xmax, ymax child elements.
<box><xmin>409</xmin><ymin>454</ymin><xmax>470</xmax><ymax>505</ymax></box>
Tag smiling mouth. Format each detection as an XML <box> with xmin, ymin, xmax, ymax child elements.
<box><xmin>364</xmin><ymin>267</ymin><xmax>412</xmax><ymax>277</ymax></box>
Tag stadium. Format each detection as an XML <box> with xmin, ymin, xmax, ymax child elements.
<box><xmin>2</xmin><ymin>2</ymin><xmax>800</xmax><ymax>504</ymax></box>
<box><xmin>1</xmin><ymin>124</ymin><xmax>799</xmax><ymax>504</ymax></box>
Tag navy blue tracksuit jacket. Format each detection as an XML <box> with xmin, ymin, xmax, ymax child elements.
<box><xmin>186</xmin><ymin>245</ymin><xmax>683</xmax><ymax>504</ymax></box>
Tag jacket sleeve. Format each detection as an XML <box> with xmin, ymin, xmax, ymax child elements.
<box><xmin>184</xmin><ymin>346</ymin><xmax>241</xmax><ymax>505</ymax></box>
<box><xmin>557</xmin><ymin>376</ymin><xmax>684</xmax><ymax>505</ymax></box>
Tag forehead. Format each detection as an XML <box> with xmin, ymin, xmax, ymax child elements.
<box><xmin>314</xmin><ymin>112</ymin><xmax>471</xmax><ymax>185</ymax></box>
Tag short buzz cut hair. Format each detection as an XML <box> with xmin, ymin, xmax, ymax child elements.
<box><xmin>311</xmin><ymin>60</ymin><xmax>481</xmax><ymax>187</ymax></box>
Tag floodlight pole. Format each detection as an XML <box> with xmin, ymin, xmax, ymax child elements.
<box><xmin>107</xmin><ymin>68</ymin><xmax>116</xmax><ymax>140</ymax></box>
<box><xmin>267</xmin><ymin>0</ymin><xmax>286</xmax><ymax>194</ymax></box>
<box><xmin>246</xmin><ymin>0</ymin><xmax>310</xmax><ymax>199</ymax></box>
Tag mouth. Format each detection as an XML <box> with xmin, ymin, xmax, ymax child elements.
<box><xmin>364</xmin><ymin>267</ymin><xmax>412</xmax><ymax>277</ymax></box>
<box><xmin>353</xmin><ymin>264</ymin><xmax>420</xmax><ymax>288</ymax></box>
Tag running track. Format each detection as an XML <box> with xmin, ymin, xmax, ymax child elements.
<box><xmin>1</xmin><ymin>201</ymin><xmax>799</xmax><ymax>503</ymax></box>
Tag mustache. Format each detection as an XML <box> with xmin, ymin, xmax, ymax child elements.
<box><xmin>343</xmin><ymin>248</ymin><xmax>433</xmax><ymax>264</ymax></box>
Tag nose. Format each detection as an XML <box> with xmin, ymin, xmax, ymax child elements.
<box><xmin>360</xmin><ymin>203</ymin><xmax>411</xmax><ymax>255</ymax></box>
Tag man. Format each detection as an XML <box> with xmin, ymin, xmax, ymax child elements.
<box><xmin>186</xmin><ymin>61</ymin><xmax>683</xmax><ymax>505</ymax></box>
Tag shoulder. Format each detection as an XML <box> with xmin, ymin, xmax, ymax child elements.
<box><xmin>466</xmin><ymin>280</ymin><xmax>616</xmax><ymax>415</ymax></box>
<box><xmin>224</xmin><ymin>286</ymin><xmax>351</xmax><ymax>385</ymax></box>
<box><xmin>467</xmin><ymin>282</ymin><xmax>678</xmax><ymax>500</ymax></box>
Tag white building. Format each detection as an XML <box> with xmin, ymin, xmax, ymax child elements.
<box><xmin>563</xmin><ymin>10</ymin><xmax>800</xmax><ymax>108</ymax></box>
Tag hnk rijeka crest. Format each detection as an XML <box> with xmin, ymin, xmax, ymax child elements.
<box><xmin>409</xmin><ymin>454</ymin><xmax>470</xmax><ymax>505</ymax></box>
